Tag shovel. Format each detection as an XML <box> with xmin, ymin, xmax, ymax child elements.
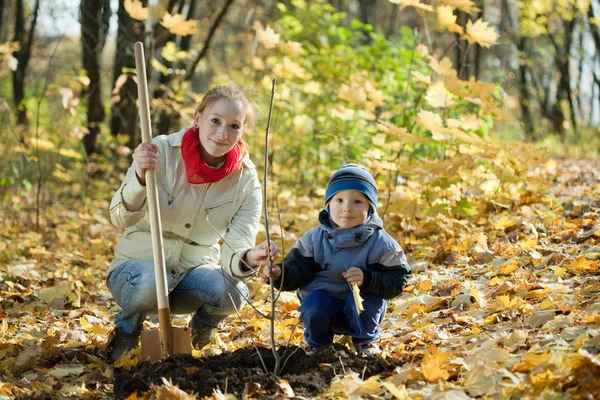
<box><xmin>134</xmin><ymin>42</ymin><xmax>191</xmax><ymax>361</ymax></box>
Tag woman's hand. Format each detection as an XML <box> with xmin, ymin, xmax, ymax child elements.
<box><xmin>244</xmin><ymin>240</ymin><xmax>279</xmax><ymax>270</ymax></box>
<box><xmin>133</xmin><ymin>143</ymin><xmax>159</xmax><ymax>186</ymax></box>
<box><xmin>343</xmin><ymin>267</ymin><xmax>364</xmax><ymax>287</ymax></box>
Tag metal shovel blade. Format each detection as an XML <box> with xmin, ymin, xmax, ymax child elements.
<box><xmin>140</xmin><ymin>326</ymin><xmax>192</xmax><ymax>361</ymax></box>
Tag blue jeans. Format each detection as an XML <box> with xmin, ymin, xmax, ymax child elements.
<box><xmin>298</xmin><ymin>290</ymin><xmax>386</xmax><ymax>348</ymax></box>
<box><xmin>106</xmin><ymin>260</ymin><xmax>249</xmax><ymax>336</ymax></box>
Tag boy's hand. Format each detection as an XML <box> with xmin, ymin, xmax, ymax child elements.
<box><xmin>262</xmin><ymin>264</ymin><xmax>282</xmax><ymax>282</ymax></box>
<box><xmin>343</xmin><ymin>267</ymin><xmax>364</xmax><ymax>286</ymax></box>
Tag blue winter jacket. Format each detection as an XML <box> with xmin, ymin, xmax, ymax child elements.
<box><xmin>274</xmin><ymin>210</ymin><xmax>411</xmax><ymax>300</ymax></box>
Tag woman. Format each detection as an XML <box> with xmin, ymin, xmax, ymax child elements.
<box><xmin>106</xmin><ymin>86</ymin><xmax>277</xmax><ymax>360</ymax></box>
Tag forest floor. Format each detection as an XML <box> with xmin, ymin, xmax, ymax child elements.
<box><xmin>1</xmin><ymin>158</ymin><xmax>600</xmax><ymax>399</ymax></box>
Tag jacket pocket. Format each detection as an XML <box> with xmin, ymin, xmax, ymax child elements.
<box><xmin>205</xmin><ymin>200</ymin><xmax>235</xmax><ymax>231</ymax></box>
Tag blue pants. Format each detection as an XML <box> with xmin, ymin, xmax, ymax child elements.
<box><xmin>298</xmin><ymin>290</ymin><xmax>387</xmax><ymax>348</ymax></box>
<box><xmin>106</xmin><ymin>260</ymin><xmax>249</xmax><ymax>336</ymax></box>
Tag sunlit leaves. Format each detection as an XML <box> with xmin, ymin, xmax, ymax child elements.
<box><xmin>440</xmin><ymin>0</ymin><xmax>481</xmax><ymax>14</ymax></box>
<box><xmin>160</xmin><ymin>13</ymin><xmax>199</xmax><ymax>36</ymax></box>
<box><xmin>425</xmin><ymin>83</ymin><xmax>457</xmax><ymax>108</ymax></box>
<box><xmin>253</xmin><ymin>21</ymin><xmax>281</xmax><ymax>49</ymax></box>
<box><xmin>421</xmin><ymin>346</ymin><xmax>452</xmax><ymax>382</ymax></box>
<box><xmin>279</xmin><ymin>40</ymin><xmax>303</xmax><ymax>57</ymax></box>
<box><xmin>437</xmin><ymin>5</ymin><xmax>464</xmax><ymax>34</ymax></box>
<box><xmin>161</xmin><ymin>42</ymin><xmax>189</xmax><ymax>62</ymax></box>
<box><xmin>389</xmin><ymin>0</ymin><xmax>434</xmax><ymax>12</ymax></box>
<box><xmin>124</xmin><ymin>0</ymin><xmax>148</xmax><ymax>21</ymax></box>
<box><xmin>462</xmin><ymin>19</ymin><xmax>499</xmax><ymax>48</ymax></box>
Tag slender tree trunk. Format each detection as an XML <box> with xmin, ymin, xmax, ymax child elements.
<box><xmin>111</xmin><ymin>0</ymin><xmax>145</xmax><ymax>147</ymax></box>
<box><xmin>517</xmin><ymin>38</ymin><xmax>534</xmax><ymax>138</ymax></box>
<box><xmin>473</xmin><ymin>0</ymin><xmax>485</xmax><ymax>80</ymax></box>
<box><xmin>81</xmin><ymin>0</ymin><xmax>111</xmax><ymax>155</ymax></box>
<box><xmin>386</xmin><ymin>4</ymin><xmax>399</xmax><ymax>38</ymax></box>
<box><xmin>358</xmin><ymin>0</ymin><xmax>375</xmax><ymax>41</ymax></box>
<box><xmin>0</xmin><ymin>0</ymin><xmax>5</xmax><ymax>41</ymax></box>
<box><xmin>455</xmin><ymin>10</ymin><xmax>469</xmax><ymax>79</ymax></box>
<box><xmin>12</xmin><ymin>0</ymin><xmax>40</xmax><ymax>128</ymax></box>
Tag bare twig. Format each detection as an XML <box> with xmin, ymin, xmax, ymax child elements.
<box><xmin>263</xmin><ymin>79</ymin><xmax>282</xmax><ymax>376</ymax></box>
<box><xmin>227</xmin><ymin>293</ymin><xmax>268</xmax><ymax>373</ymax></box>
<box><xmin>183</xmin><ymin>0</ymin><xmax>236</xmax><ymax>81</ymax></box>
<box><xmin>273</xmin><ymin>196</ymin><xmax>286</xmax><ymax>304</ymax></box>
<box><xmin>203</xmin><ymin>215</ymin><xmax>270</xmax><ymax>319</ymax></box>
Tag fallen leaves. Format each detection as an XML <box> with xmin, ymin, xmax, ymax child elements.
<box><xmin>1</xmin><ymin>158</ymin><xmax>600</xmax><ymax>398</ymax></box>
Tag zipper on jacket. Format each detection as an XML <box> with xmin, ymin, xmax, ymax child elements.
<box><xmin>157</xmin><ymin>173</ymin><xmax>175</xmax><ymax>208</ymax></box>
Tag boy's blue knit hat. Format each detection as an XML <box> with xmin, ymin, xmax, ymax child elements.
<box><xmin>324</xmin><ymin>164</ymin><xmax>378</xmax><ymax>211</ymax></box>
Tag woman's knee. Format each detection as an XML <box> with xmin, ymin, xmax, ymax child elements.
<box><xmin>108</xmin><ymin>261</ymin><xmax>159</xmax><ymax>312</ymax></box>
<box><xmin>219</xmin><ymin>279</ymin><xmax>248</xmax><ymax>314</ymax></box>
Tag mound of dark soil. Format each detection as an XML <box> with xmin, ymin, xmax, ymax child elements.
<box><xmin>114</xmin><ymin>344</ymin><xmax>405</xmax><ymax>399</ymax></box>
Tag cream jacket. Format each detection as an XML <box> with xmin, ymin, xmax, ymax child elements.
<box><xmin>108</xmin><ymin>128</ymin><xmax>262</xmax><ymax>283</ymax></box>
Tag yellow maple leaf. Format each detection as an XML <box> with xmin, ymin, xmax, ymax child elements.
<box><xmin>382</xmin><ymin>382</ymin><xmax>410</xmax><ymax>399</ymax></box>
<box><xmin>389</xmin><ymin>0</ymin><xmax>434</xmax><ymax>11</ymax></box>
<box><xmin>539</xmin><ymin>297</ymin><xmax>555</xmax><ymax>310</ymax></box>
<box><xmin>351</xmin><ymin>283</ymin><xmax>364</xmax><ymax>313</ymax></box>
<box><xmin>499</xmin><ymin>260</ymin><xmax>519</xmax><ymax>275</ymax></box>
<box><xmin>494</xmin><ymin>216</ymin><xmax>517</xmax><ymax>231</ymax></box>
<box><xmin>415</xmin><ymin>110</ymin><xmax>444</xmax><ymax>132</ymax></box>
<box><xmin>437</xmin><ymin>5</ymin><xmax>464</xmax><ymax>34</ymax></box>
<box><xmin>425</xmin><ymin>83</ymin><xmax>456</xmax><ymax>108</ymax></box>
<box><xmin>554</xmin><ymin>266</ymin><xmax>567</xmax><ymax>278</ymax></box>
<box><xmin>459</xmin><ymin>113</ymin><xmax>485</xmax><ymax>130</ymax></box>
<box><xmin>417</xmin><ymin>279</ymin><xmax>433</xmax><ymax>291</ymax></box>
<box><xmin>160</xmin><ymin>13</ymin><xmax>199</xmax><ymax>36</ymax></box>
<box><xmin>520</xmin><ymin>237</ymin><xmax>537</xmax><ymax>250</ymax></box>
<box><xmin>428</xmin><ymin>56</ymin><xmax>457</xmax><ymax>77</ymax></box>
<box><xmin>412</xmin><ymin>70</ymin><xmax>432</xmax><ymax>85</ymax></box>
<box><xmin>565</xmin><ymin>256</ymin><xmax>598</xmax><ymax>275</ymax></box>
<box><xmin>279</xmin><ymin>40</ymin><xmax>303</xmax><ymax>57</ymax></box>
<box><xmin>421</xmin><ymin>347</ymin><xmax>451</xmax><ymax>382</ymax></box>
<box><xmin>440</xmin><ymin>0</ymin><xmax>481</xmax><ymax>13</ymax></box>
<box><xmin>513</xmin><ymin>351</ymin><xmax>550</xmax><ymax>372</ymax></box>
<box><xmin>462</xmin><ymin>19</ymin><xmax>498</xmax><ymax>48</ymax></box>
<box><xmin>338</xmin><ymin>84</ymin><xmax>368</xmax><ymax>105</ymax></box>
<box><xmin>124</xmin><ymin>0</ymin><xmax>148</xmax><ymax>21</ymax></box>
<box><xmin>255</xmin><ymin>23</ymin><xmax>280</xmax><ymax>49</ymax></box>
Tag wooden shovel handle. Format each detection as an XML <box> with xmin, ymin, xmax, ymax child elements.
<box><xmin>134</xmin><ymin>42</ymin><xmax>172</xmax><ymax>357</ymax></box>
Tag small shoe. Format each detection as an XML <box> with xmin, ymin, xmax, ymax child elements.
<box><xmin>191</xmin><ymin>328</ymin><xmax>215</xmax><ymax>350</ymax></box>
<box><xmin>304</xmin><ymin>345</ymin><xmax>321</xmax><ymax>356</ymax></box>
<box><xmin>106</xmin><ymin>328</ymin><xmax>139</xmax><ymax>361</ymax></box>
<box><xmin>356</xmin><ymin>341</ymin><xmax>381</xmax><ymax>356</ymax></box>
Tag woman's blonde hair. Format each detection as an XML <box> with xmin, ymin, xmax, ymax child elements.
<box><xmin>196</xmin><ymin>85</ymin><xmax>257</xmax><ymax>129</ymax></box>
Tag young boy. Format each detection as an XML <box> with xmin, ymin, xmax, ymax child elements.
<box><xmin>263</xmin><ymin>164</ymin><xmax>411</xmax><ymax>356</ymax></box>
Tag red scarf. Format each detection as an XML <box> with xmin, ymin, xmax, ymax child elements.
<box><xmin>181</xmin><ymin>127</ymin><xmax>243</xmax><ymax>184</ymax></box>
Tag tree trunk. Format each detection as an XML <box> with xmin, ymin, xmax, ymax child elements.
<box><xmin>81</xmin><ymin>0</ymin><xmax>111</xmax><ymax>155</ymax></box>
<box><xmin>517</xmin><ymin>38</ymin><xmax>534</xmax><ymax>138</ymax></box>
<box><xmin>386</xmin><ymin>4</ymin><xmax>399</xmax><ymax>38</ymax></box>
<box><xmin>12</xmin><ymin>0</ymin><xmax>40</xmax><ymax>128</ymax></box>
<box><xmin>455</xmin><ymin>10</ymin><xmax>469</xmax><ymax>79</ymax></box>
<box><xmin>0</xmin><ymin>0</ymin><xmax>5</xmax><ymax>42</ymax></box>
<box><xmin>358</xmin><ymin>0</ymin><xmax>375</xmax><ymax>42</ymax></box>
<box><xmin>473</xmin><ymin>0</ymin><xmax>485</xmax><ymax>80</ymax></box>
<box><xmin>549</xmin><ymin>17</ymin><xmax>577</xmax><ymax>138</ymax></box>
<box><xmin>110</xmin><ymin>0</ymin><xmax>145</xmax><ymax>147</ymax></box>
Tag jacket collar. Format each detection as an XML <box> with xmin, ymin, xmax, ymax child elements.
<box><xmin>318</xmin><ymin>209</ymin><xmax>382</xmax><ymax>248</ymax></box>
<box><xmin>166</xmin><ymin>127</ymin><xmax>256</xmax><ymax>169</ymax></box>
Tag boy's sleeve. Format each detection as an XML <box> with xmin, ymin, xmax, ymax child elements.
<box><xmin>360</xmin><ymin>235</ymin><xmax>411</xmax><ymax>300</ymax></box>
<box><xmin>273</xmin><ymin>230</ymin><xmax>320</xmax><ymax>291</ymax></box>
